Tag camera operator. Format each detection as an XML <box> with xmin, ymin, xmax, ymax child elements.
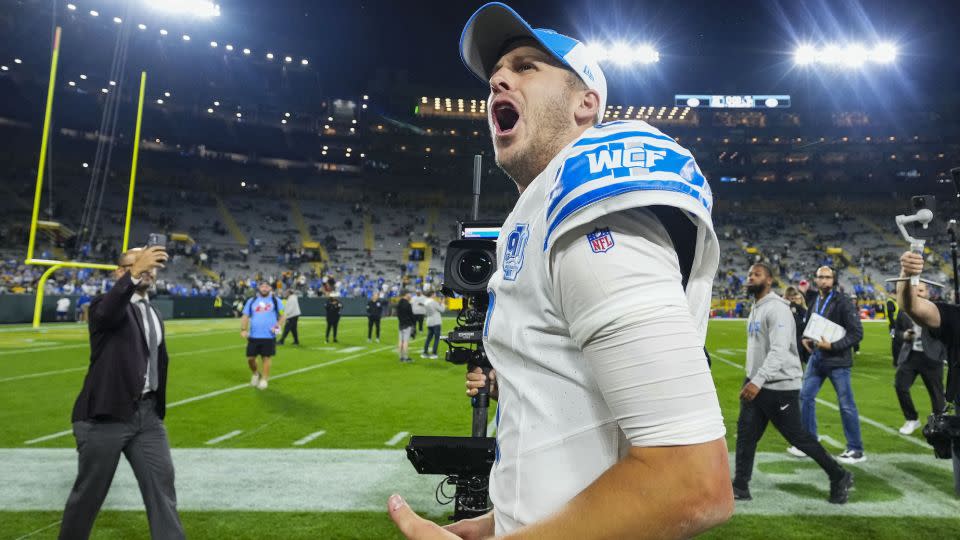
<box><xmin>387</xmin><ymin>4</ymin><xmax>731</xmax><ymax>539</ymax></box>
<box><xmin>892</xmin><ymin>281</ymin><xmax>947</xmax><ymax>435</ymax></box>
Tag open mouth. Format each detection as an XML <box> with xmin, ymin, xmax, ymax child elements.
<box><xmin>493</xmin><ymin>101</ymin><xmax>520</xmax><ymax>135</ymax></box>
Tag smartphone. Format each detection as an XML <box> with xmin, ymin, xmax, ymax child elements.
<box><xmin>148</xmin><ymin>233</ymin><xmax>168</xmax><ymax>247</ymax></box>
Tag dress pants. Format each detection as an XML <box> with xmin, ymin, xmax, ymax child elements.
<box><xmin>60</xmin><ymin>397</ymin><xmax>184</xmax><ymax>540</ymax></box>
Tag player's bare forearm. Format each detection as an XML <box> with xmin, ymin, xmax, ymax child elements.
<box><xmin>240</xmin><ymin>314</ymin><xmax>249</xmax><ymax>331</ymax></box>
<box><xmin>500</xmin><ymin>438</ymin><xmax>733</xmax><ymax>540</ymax></box>
<box><xmin>896</xmin><ymin>277</ymin><xmax>940</xmax><ymax>329</ymax></box>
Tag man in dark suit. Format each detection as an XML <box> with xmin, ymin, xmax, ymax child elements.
<box><xmin>893</xmin><ymin>281</ymin><xmax>947</xmax><ymax>435</ymax></box>
<box><xmin>59</xmin><ymin>246</ymin><xmax>184</xmax><ymax>540</ymax></box>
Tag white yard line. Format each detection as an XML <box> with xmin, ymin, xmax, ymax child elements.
<box><xmin>21</xmin><ymin>346</ymin><xmax>393</xmax><ymax>445</ymax></box>
<box><xmin>385</xmin><ymin>431</ymin><xmax>409</xmax><ymax>446</ymax></box>
<box><xmin>293</xmin><ymin>431</ymin><xmax>327</xmax><ymax>446</ymax></box>
<box><xmin>23</xmin><ymin>429</ymin><xmax>73</xmax><ymax>446</ymax></box>
<box><xmin>205</xmin><ymin>430</ymin><xmax>243</xmax><ymax>445</ymax></box>
<box><xmin>820</xmin><ymin>435</ymin><xmax>844</xmax><ymax>449</ymax></box>
<box><xmin>13</xmin><ymin>520</ymin><xmax>62</xmax><ymax>540</ymax></box>
<box><xmin>0</xmin><ymin>328</ymin><xmax>237</xmax><ymax>357</ymax></box>
<box><xmin>0</xmin><ymin>449</ymin><xmax>954</xmax><ymax>514</ymax></box>
<box><xmin>1</xmin><ymin>345</ymin><xmax>242</xmax><ymax>384</ymax></box>
<box><xmin>339</xmin><ymin>346</ymin><xmax>365</xmax><ymax>353</ymax></box>
<box><xmin>0</xmin><ymin>366</ymin><xmax>87</xmax><ymax>383</ymax></box>
<box><xmin>711</xmin><ymin>352</ymin><xmax>932</xmax><ymax>450</ymax></box>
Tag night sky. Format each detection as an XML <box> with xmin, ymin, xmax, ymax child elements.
<box><xmin>218</xmin><ymin>0</ymin><xmax>960</xmax><ymax>109</ymax></box>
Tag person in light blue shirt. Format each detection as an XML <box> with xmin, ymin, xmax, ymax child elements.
<box><xmin>240</xmin><ymin>281</ymin><xmax>284</xmax><ymax>390</ymax></box>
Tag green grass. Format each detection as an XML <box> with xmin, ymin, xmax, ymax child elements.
<box><xmin>2</xmin><ymin>317</ymin><xmax>958</xmax><ymax>539</ymax></box>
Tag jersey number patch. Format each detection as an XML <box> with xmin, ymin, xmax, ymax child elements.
<box><xmin>502</xmin><ymin>223</ymin><xmax>530</xmax><ymax>281</ymax></box>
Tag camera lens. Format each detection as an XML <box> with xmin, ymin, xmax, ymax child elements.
<box><xmin>458</xmin><ymin>250</ymin><xmax>493</xmax><ymax>286</ymax></box>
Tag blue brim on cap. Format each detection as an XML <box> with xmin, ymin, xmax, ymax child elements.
<box><xmin>460</xmin><ymin>2</ymin><xmax>608</xmax><ymax>122</ymax></box>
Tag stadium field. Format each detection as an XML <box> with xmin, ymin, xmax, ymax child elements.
<box><xmin>2</xmin><ymin>317</ymin><xmax>959</xmax><ymax>539</ymax></box>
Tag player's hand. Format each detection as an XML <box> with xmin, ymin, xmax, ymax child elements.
<box><xmin>900</xmin><ymin>251</ymin><xmax>924</xmax><ymax>277</ymax></box>
<box><xmin>241</xmin><ymin>330</ymin><xmax>249</xmax><ymax>339</ymax></box>
<box><xmin>801</xmin><ymin>338</ymin><xmax>814</xmax><ymax>353</ymax></box>
<box><xmin>129</xmin><ymin>245</ymin><xmax>168</xmax><ymax>276</ymax></box>
<box><xmin>739</xmin><ymin>382</ymin><xmax>761</xmax><ymax>401</ymax></box>
<box><xmin>816</xmin><ymin>336</ymin><xmax>832</xmax><ymax>351</ymax></box>
<box><xmin>466</xmin><ymin>367</ymin><xmax>497</xmax><ymax>400</ymax></box>
<box><xmin>387</xmin><ymin>494</ymin><xmax>463</xmax><ymax>539</ymax></box>
<box><xmin>904</xmin><ymin>329</ymin><xmax>916</xmax><ymax>341</ymax></box>
<box><xmin>443</xmin><ymin>512</ymin><xmax>495</xmax><ymax>540</ymax></box>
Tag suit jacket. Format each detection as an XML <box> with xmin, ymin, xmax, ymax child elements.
<box><xmin>895</xmin><ymin>311</ymin><xmax>946</xmax><ymax>367</ymax></box>
<box><xmin>71</xmin><ymin>273</ymin><xmax>170</xmax><ymax>422</ymax></box>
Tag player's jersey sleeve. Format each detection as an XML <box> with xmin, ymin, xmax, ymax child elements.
<box><xmin>543</xmin><ymin>121</ymin><xmax>712</xmax><ymax>253</ymax></box>
<box><xmin>243</xmin><ymin>298</ymin><xmax>253</xmax><ymax>317</ymax></box>
<box><xmin>548</xmin><ymin>207</ymin><xmax>725</xmax><ymax>447</ymax></box>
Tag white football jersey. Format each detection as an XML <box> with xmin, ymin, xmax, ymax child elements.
<box><xmin>483</xmin><ymin>120</ymin><xmax>723</xmax><ymax>534</ymax></box>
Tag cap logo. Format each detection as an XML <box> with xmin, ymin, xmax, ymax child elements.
<box><xmin>582</xmin><ymin>65</ymin><xmax>595</xmax><ymax>82</ymax></box>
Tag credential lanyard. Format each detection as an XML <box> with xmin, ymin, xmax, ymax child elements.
<box><xmin>814</xmin><ymin>291</ymin><xmax>835</xmax><ymax>316</ymax></box>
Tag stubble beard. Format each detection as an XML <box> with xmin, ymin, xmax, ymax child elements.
<box><xmin>495</xmin><ymin>89</ymin><xmax>574</xmax><ymax>189</ymax></box>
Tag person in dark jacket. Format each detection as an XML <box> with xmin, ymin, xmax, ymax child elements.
<box><xmin>367</xmin><ymin>292</ymin><xmax>387</xmax><ymax>343</ymax></box>
<box><xmin>797</xmin><ymin>266</ymin><xmax>866</xmax><ymax>464</ymax></box>
<box><xmin>325</xmin><ymin>297</ymin><xmax>343</xmax><ymax>343</ymax></box>
<box><xmin>893</xmin><ymin>282</ymin><xmax>947</xmax><ymax>435</ymax></box>
<box><xmin>785</xmin><ymin>286</ymin><xmax>809</xmax><ymax>366</ymax></box>
<box><xmin>396</xmin><ymin>291</ymin><xmax>416</xmax><ymax>363</ymax></box>
<box><xmin>60</xmin><ymin>246</ymin><xmax>185</xmax><ymax>540</ymax></box>
<box><xmin>886</xmin><ymin>296</ymin><xmax>903</xmax><ymax>368</ymax></box>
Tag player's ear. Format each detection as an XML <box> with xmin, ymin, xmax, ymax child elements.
<box><xmin>574</xmin><ymin>89</ymin><xmax>600</xmax><ymax>126</ymax></box>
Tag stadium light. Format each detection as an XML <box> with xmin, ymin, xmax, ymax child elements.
<box><xmin>281</xmin><ymin>119</ymin><xmax>287</xmax><ymax>124</ymax></box>
<box><xmin>68</xmin><ymin>81</ymin><xmax>76</xmax><ymax>86</ymax></box>
<box><xmin>66</xmin><ymin>3</ymin><xmax>76</xmax><ymax>10</ymax></box>
<box><xmin>14</xmin><ymin>58</ymin><xmax>22</xmax><ymax>64</ymax></box>
<box><xmin>301</xmin><ymin>58</ymin><xmax>308</xmax><ymax>65</ymax></box>
<box><xmin>210</xmin><ymin>41</ymin><xmax>218</xmax><ymax>47</ymax></box>
<box><xmin>89</xmin><ymin>10</ymin><xmax>99</xmax><ymax>17</ymax></box>
<box><xmin>284</xmin><ymin>112</ymin><xmax>290</xmax><ymax>117</ymax></box>
<box><xmin>284</xmin><ymin>55</ymin><xmax>293</xmax><ymax>63</ymax></box>
<box><xmin>138</xmin><ymin>23</ymin><xmax>147</xmax><ymax>30</ymax></box>
<box><xmin>79</xmin><ymin>73</ymin><xmax>87</xmax><ymax>79</ymax></box>
<box><xmin>794</xmin><ymin>41</ymin><xmax>898</xmax><ymax>68</ymax></box>
<box><xmin>225</xmin><ymin>44</ymin><xmax>234</xmax><ymax>51</ymax></box>
<box><xmin>584</xmin><ymin>42</ymin><xmax>659</xmax><ymax>66</ymax></box>
<box><xmin>113</xmin><ymin>16</ymin><xmax>122</xmax><ymax>24</ymax></box>
<box><xmin>235</xmin><ymin>112</ymin><xmax>241</xmax><ymax>117</ymax></box>
<box><xmin>160</xmin><ymin>28</ymin><xmax>168</xmax><ymax>35</ymax></box>
<box><xmin>164</xmin><ymin>91</ymin><xmax>171</xmax><ymax>97</ymax></box>
<box><xmin>145</xmin><ymin>0</ymin><xmax>221</xmax><ymax>18</ymax></box>
<box><xmin>266</xmin><ymin>52</ymin><xmax>274</xmax><ymax>60</ymax></box>
<box><xmin>156</xmin><ymin>98</ymin><xmax>164</xmax><ymax>104</ymax></box>
<box><xmin>101</xmin><ymin>88</ymin><xmax>108</xmax><ymax>93</ymax></box>
<box><xmin>82</xmin><ymin>162</ymin><xmax>89</xmax><ymax>168</ymax></box>
<box><xmin>182</xmin><ymin>34</ymin><xmax>191</xmax><ymax>41</ymax></box>
<box><xmin>207</xmin><ymin>107</ymin><xmax>213</xmax><ymax>113</ymax></box>
<box><xmin>243</xmin><ymin>48</ymin><xmax>251</xmax><ymax>55</ymax></box>
<box><xmin>109</xmin><ymin>80</ymin><xmax>116</xmax><ymax>86</ymax></box>
<box><xmin>0</xmin><ymin>66</ymin><xmax>8</xmax><ymax>71</ymax></box>
<box><xmin>213</xmin><ymin>100</ymin><xmax>220</xmax><ymax>106</ymax></box>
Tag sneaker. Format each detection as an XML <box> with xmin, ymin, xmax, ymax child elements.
<box><xmin>250</xmin><ymin>373</ymin><xmax>261</xmax><ymax>387</ymax></box>
<box><xmin>837</xmin><ymin>450</ymin><xmax>866</xmax><ymax>464</ymax></box>
<box><xmin>376</xmin><ymin>338</ymin><xmax>380</xmax><ymax>343</ymax></box>
<box><xmin>367</xmin><ymin>338</ymin><xmax>372</xmax><ymax>343</ymax></box>
<box><xmin>899</xmin><ymin>419</ymin><xmax>921</xmax><ymax>435</ymax></box>
<box><xmin>257</xmin><ymin>378</ymin><xmax>268</xmax><ymax>390</ymax></box>
<box><xmin>829</xmin><ymin>470</ymin><xmax>854</xmax><ymax>504</ymax></box>
<box><xmin>786</xmin><ymin>446</ymin><xmax>808</xmax><ymax>458</ymax></box>
<box><xmin>732</xmin><ymin>484</ymin><xmax>752</xmax><ymax>501</ymax></box>
<box><xmin>429</xmin><ymin>354</ymin><xmax>438</xmax><ymax>359</ymax></box>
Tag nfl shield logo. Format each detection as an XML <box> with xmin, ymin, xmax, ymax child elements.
<box><xmin>587</xmin><ymin>227</ymin><xmax>615</xmax><ymax>253</ymax></box>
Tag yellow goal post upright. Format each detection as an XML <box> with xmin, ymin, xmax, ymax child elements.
<box><xmin>24</xmin><ymin>26</ymin><xmax>149</xmax><ymax>327</ymax></box>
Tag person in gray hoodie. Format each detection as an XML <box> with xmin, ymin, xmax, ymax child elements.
<box><xmin>733</xmin><ymin>263</ymin><xmax>852</xmax><ymax>504</ymax></box>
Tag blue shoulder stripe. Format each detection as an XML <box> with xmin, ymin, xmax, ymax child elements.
<box><xmin>546</xmin><ymin>140</ymin><xmax>705</xmax><ymax>219</ymax></box>
<box><xmin>574</xmin><ymin>129</ymin><xmax>676</xmax><ymax>147</ymax></box>
<box><xmin>543</xmin><ymin>179</ymin><xmax>710</xmax><ymax>250</ymax></box>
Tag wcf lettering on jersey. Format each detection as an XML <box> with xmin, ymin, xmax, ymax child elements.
<box><xmin>586</xmin><ymin>146</ymin><xmax>667</xmax><ymax>175</ymax></box>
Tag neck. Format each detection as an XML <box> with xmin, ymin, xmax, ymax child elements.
<box><xmin>820</xmin><ymin>288</ymin><xmax>832</xmax><ymax>298</ymax></box>
<box><xmin>514</xmin><ymin>123</ymin><xmax>591</xmax><ymax>194</ymax></box>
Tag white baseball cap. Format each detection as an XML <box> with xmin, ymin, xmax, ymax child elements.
<box><xmin>460</xmin><ymin>2</ymin><xmax>607</xmax><ymax>123</ymax></box>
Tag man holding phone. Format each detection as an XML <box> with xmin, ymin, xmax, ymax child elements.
<box><xmin>59</xmin><ymin>245</ymin><xmax>184</xmax><ymax>539</ymax></box>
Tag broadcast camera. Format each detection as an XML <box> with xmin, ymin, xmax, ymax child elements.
<box><xmin>405</xmin><ymin>220</ymin><xmax>500</xmax><ymax>521</ymax></box>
